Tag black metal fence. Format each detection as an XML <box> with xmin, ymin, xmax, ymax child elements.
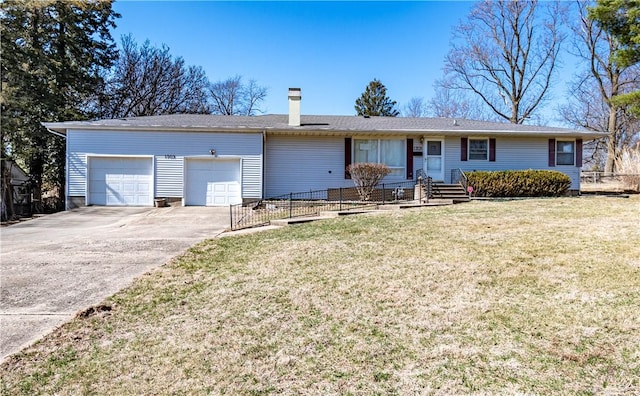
<box><xmin>230</xmin><ymin>179</ymin><xmax>428</xmax><ymax>231</ymax></box>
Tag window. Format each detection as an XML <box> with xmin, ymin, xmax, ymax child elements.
<box><xmin>354</xmin><ymin>138</ymin><xmax>405</xmax><ymax>177</ymax></box>
<box><xmin>468</xmin><ymin>138</ymin><xmax>488</xmax><ymax>160</ymax></box>
<box><xmin>556</xmin><ymin>141</ymin><xmax>575</xmax><ymax>166</ymax></box>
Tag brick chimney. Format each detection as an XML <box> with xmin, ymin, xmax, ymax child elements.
<box><xmin>288</xmin><ymin>88</ymin><xmax>301</xmax><ymax>126</ymax></box>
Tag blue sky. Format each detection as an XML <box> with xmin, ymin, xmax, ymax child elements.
<box><xmin>111</xmin><ymin>1</ymin><xmax>574</xmax><ymax>122</ymax></box>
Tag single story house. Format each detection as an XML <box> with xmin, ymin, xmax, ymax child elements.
<box><xmin>43</xmin><ymin>88</ymin><xmax>605</xmax><ymax>209</ymax></box>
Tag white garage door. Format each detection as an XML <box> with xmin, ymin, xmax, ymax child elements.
<box><xmin>88</xmin><ymin>157</ymin><xmax>153</xmax><ymax>206</ymax></box>
<box><xmin>185</xmin><ymin>158</ymin><xmax>241</xmax><ymax>206</ymax></box>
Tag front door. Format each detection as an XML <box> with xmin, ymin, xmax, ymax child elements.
<box><xmin>424</xmin><ymin>139</ymin><xmax>444</xmax><ymax>182</ymax></box>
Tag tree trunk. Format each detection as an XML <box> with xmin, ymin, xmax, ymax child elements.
<box><xmin>605</xmin><ymin>106</ymin><xmax>619</xmax><ymax>173</ymax></box>
<box><xmin>1</xmin><ymin>160</ymin><xmax>16</xmax><ymax>221</ymax></box>
<box><xmin>605</xmin><ymin>69</ymin><xmax>621</xmax><ymax>174</ymax></box>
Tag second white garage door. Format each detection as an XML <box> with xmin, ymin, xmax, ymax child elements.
<box><xmin>185</xmin><ymin>158</ymin><xmax>241</xmax><ymax>206</ymax></box>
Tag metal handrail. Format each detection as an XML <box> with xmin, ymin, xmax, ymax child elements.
<box><xmin>415</xmin><ymin>169</ymin><xmax>432</xmax><ymax>202</ymax></box>
<box><xmin>451</xmin><ymin>168</ymin><xmax>470</xmax><ymax>196</ymax></box>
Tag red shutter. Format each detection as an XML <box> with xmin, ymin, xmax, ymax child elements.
<box><xmin>548</xmin><ymin>139</ymin><xmax>556</xmax><ymax>167</ymax></box>
<box><xmin>576</xmin><ymin>139</ymin><xmax>583</xmax><ymax>167</ymax></box>
<box><xmin>461</xmin><ymin>137</ymin><xmax>468</xmax><ymax>161</ymax></box>
<box><xmin>489</xmin><ymin>138</ymin><xmax>496</xmax><ymax>162</ymax></box>
<box><xmin>345</xmin><ymin>137</ymin><xmax>352</xmax><ymax>179</ymax></box>
<box><xmin>406</xmin><ymin>138</ymin><xmax>414</xmax><ymax>179</ymax></box>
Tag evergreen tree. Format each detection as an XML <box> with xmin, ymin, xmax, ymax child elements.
<box><xmin>589</xmin><ymin>0</ymin><xmax>640</xmax><ymax>116</ymax></box>
<box><xmin>1</xmin><ymin>0</ymin><xmax>119</xmax><ymax>210</ymax></box>
<box><xmin>354</xmin><ymin>79</ymin><xmax>399</xmax><ymax>117</ymax></box>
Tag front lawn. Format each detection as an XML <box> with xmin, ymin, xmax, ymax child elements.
<box><xmin>2</xmin><ymin>196</ymin><xmax>639</xmax><ymax>395</ymax></box>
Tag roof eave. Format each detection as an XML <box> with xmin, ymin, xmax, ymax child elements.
<box><xmin>41</xmin><ymin>123</ymin><xmax>268</xmax><ymax>134</ymax></box>
<box><xmin>41</xmin><ymin>122</ymin><xmax>607</xmax><ymax>140</ymax></box>
<box><xmin>266</xmin><ymin>128</ymin><xmax>607</xmax><ymax>139</ymax></box>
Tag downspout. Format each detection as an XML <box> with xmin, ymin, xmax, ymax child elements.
<box><xmin>44</xmin><ymin>127</ymin><xmax>69</xmax><ymax>210</ymax></box>
<box><xmin>262</xmin><ymin>129</ymin><xmax>266</xmax><ymax>200</ymax></box>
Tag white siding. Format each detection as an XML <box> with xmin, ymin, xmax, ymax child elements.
<box><xmin>444</xmin><ymin>136</ymin><xmax>581</xmax><ymax>189</ymax></box>
<box><xmin>67</xmin><ymin>130</ymin><xmax>262</xmax><ymax>200</ymax></box>
<box><xmin>265</xmin><ymin>135</ymin><xmax>354</xmax><ymax>197</ymax></box>
<box><xmin>68</xmin><ymin>152</ymin><xmax>87</xmax><ymax>196</ymax></box>
<box><xmin>241</xmin><ymin>156</ymin><xmax>262</xmax><ymax>198</ymax></box>
<box><xmin>155</xmin><ymin>156</ymin><xmax>183</xmax><ymax>197</ymax></box>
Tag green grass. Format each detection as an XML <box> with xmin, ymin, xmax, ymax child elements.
<box><xmin>2</xmin><ymin>196</ymin><xmax>639</xmax><ymax>395</ymax></box>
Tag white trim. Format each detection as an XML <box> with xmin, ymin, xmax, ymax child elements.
<box><xmin>65</xmin><ymin>132</ymin><xmax>70</xmax><ymax>210</ymax></box>
<box><xmin>352</xmin><ymin>137</ymin><xmax>408</xmax><ymax>180</ymax></box>
<box><xmin>468</xmin><ymin>137</ymin><xmax>490</xmax><ymax>161</ymax></box>
<box><xmin>555</xmin><ymin>138</ymin><xmax>576</xmax><ymax>167</ymax></box>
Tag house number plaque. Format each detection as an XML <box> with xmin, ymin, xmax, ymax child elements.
<box><xmin>164</xmin><ymin>154</ymin><xmax>176</xmax><ymax>159</ymax></box>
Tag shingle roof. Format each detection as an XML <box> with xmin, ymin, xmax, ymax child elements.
<box><xmin>43</xmin><ymin>114</ymin><xmax>606</xmax><ymax>139</ymax></box>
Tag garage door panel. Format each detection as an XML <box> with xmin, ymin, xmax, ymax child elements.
<box><xmin>121</xmin><ymin>183</ymin><xmax>135</xmax><ymax>192</ymax></box>
<box><xmin>89</xmin><ymin>157</ymin><xmax>153</xmax><ymax>206</ymax></box>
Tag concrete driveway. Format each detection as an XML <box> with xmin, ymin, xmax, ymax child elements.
<box><xmin>0</xmin><ymin>206</ymin><xmax>229</xmax><ymax>361</ymax></box>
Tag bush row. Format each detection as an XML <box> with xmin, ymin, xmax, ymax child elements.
<box><xmin>466</xmin><ymin>170</ymin><xmax>571</xmax><ymax>197</ymax></box>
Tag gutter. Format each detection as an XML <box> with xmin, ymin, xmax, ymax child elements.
<box><xmin>43</xmin><ymin>126</ymin><xmax>67</xmax><ymax>139</ymax></box>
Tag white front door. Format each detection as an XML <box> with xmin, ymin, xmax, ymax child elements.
<box><xmin>424</xmin><ymin>139</ymin><xmax>444</xmax><ymax>181</ymax></box>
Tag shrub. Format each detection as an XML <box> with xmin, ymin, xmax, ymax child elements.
<box><xmin>346</xmin><ymin>163</ymin><xmax>391</xmax><ymax>201</ymax></box>
<box><xmin>466</xmin><ymin>170</ymin><xmax>571</xmax><ymax>197</ymax></box>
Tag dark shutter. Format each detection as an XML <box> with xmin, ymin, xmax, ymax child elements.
<box><xmin>576</xmin><ymin>139</ymin><xmax>583</xmax><ymax>167</ymax></box>
<box><xmin>548</xmin><ymin>139</ymin><xmax>556</xmax><ymax>167</ymax></box>
<box><xmin>406</xmin><ymin>139</ymin><xmax>414</xmax><ymax>179</ymax></box>
<box><xmin>461</xmin><ymin>137</ymin><xmax>468</xmax><ymax>161</ymax></box>
<box><xmin>489</xmin><ymin>138</ymin><xmax>496</xmax><ymax>162</ymax></box>
<box><xmin>345</xmin><ymin>137</ymin><xmax>352</xmax><ymax>179</ymax></box>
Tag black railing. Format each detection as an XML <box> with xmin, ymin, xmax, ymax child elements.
<box><xmin>415</xmin><ymin>169</ymin><xmax>433</xmax><ymax>201</ymax></box>
<box><xmin>451</xmin><ymin>168</ymin><xmax>470</xmax><ymax>196</ymax></box>
<box><xmin>230</xmin><ymin>180</ymin><xmax>423</xmax><ymax>231</ymax></box>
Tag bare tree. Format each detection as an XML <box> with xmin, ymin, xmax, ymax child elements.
<box><xmin>97</xmin><ymin>35</ymin><xmax>211</xmax><ymax>118</ymax></box>
<box><xmin>243</xmin><ymin>79</ymin><xmax>268</xmax><ymax>115</ymax></box>
<box><xmin>442</xmin><ymin>0</ymin><xmax>564</xmax><ymax>124</ymax></box>
<box><xmin>427</xmin><ymin>80</ymin><xmax>494</xmax><ymax>120</ymax></box>
<box><xmin>209</xmin><ymin>75</ymin><xmax>267</xmax><ymax>115</ymax></box>
<box><xmin>559</xmin><ymin>2</ymin><xmax>640</xmax><ymax>172</ymax></box>
<box><xmin>402</xmin><ymin>97</ymin><xmax>428</xmax><ymax>117</ymax></box>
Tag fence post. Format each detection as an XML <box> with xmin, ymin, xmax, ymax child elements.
<box><xmin>381</xmin><ymin>184</ymin><xmax>385</xmax><ymax>205</ymax></box>
<box><xmin>339</xmin><ymin>187</ymin><xmax>342</xmax><ymax>211</ymax></box>
<box><xmin>229</xmin><ymin>204</ymin><xmax>233</xmax><ymax>230</ymax></box>
<box><xmin>289</xmin><ymin>192</ymin><xmax>293</xmax><ymax>218</ymax></box>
